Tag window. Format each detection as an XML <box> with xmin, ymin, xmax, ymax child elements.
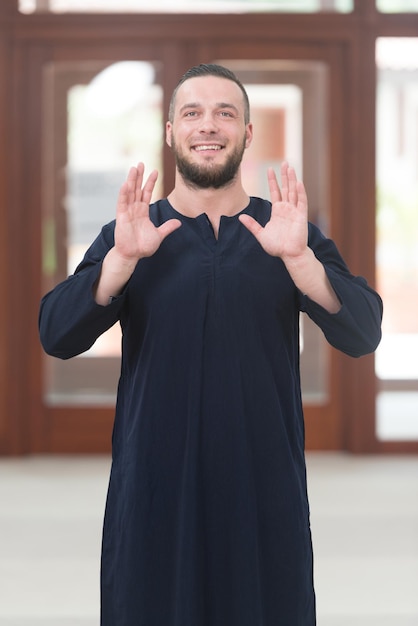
<box><xmin>42</xmin><ymin>61</ymin><xmax>163</xmax><ymax>405</ymax></box>
<box><xmin>377</xmin><ymin>0</ymin><xmax>418</xmax><ymax>12</ymax></box>
<box><xmin>19</xmin><ymin>0</ymin><xmax>353</xmax><ymax>15</ymax></box>
<box><xmin>375</xmin><ymin>38</ymin><xmax>418</xmax><ymax>440</ymax></box>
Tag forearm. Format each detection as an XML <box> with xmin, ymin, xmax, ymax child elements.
<box><xmin>283</xmin><ymin>247</ymin><xmax>341</xmax><ymax>314</ymax></box>
<box><xmin>94</xmin><ymin>247</ymin><xmax>140</xmax><ymax>306</ymax></box>
<box><xmin>40</xmin><ymin>268</ymin><xmax>122</xmax><ymax>359</ymax></box>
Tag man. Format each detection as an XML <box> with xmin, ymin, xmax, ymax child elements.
<box><xmin>39</xmin><ymin>64</ymin><xmax>382</xmax><ymax>626</ymax></box>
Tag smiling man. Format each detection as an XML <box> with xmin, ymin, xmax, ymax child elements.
<box><xmin>166</xmin><ymin>67</ymin><xmax>251</xmax><ymax>192</ymax></box>
<box><xmin>39</xmin><ymin>64</ymin><xmax>382</xmax><ymax>626</ymax></box>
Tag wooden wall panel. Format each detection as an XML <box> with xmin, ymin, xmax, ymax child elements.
<box><xmin>0</xmin><ymin>5</ymin><xmax>21</xmax><ymax>454</ymax></box>
<box><xmin>0</xmin><ymin>29</ymin><xmax>12</xmax><ymax>453</ymax></box>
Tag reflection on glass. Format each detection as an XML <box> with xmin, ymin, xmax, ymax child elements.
<box><xmin>42</xmin><ymin>58</ymin><xmax>330</xmax><ymax>406</ymax></box>
<box><xmin>42</xmin><ymin>60</ymin><xmax>162</xmax><ymax>404</ymax></box>
<box><xmin>66</xmin><ymin>62</ymin><xmax>163</xmax><ymax>310</ymax></box>
<box><xmin>222</xmin><ymin>60</ymin><xmax>330</xmax><ymax>404</ymax></box>
<box><xmin>377</xmin><ymin>0</ymin><xmax>418</xmax><ymax>12</ymax></box>
<box><xmin>375</xmin><ymin>38</ymin><xmax>418</xmax><ymax>440</ymax></box>
<box><xmin>243</xmin><ymin>84</ymin><xmax>302</xmax><ymax>198</ymax></box>
<box><xmin>20</xmin><ymin>0</ymin><xmax>353</xmax><ymax>14</ymax></box>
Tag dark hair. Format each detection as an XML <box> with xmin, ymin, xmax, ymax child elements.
<box><xmin>168</xmin><ymin>63</ymin><xmax>250</xmax><ymax>124</ymax></box>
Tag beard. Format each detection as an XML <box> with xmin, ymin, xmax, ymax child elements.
<box><xmin>171</xmin><ymin>135</ymin><xmax>247</xmax><ymax>190</ymax></box>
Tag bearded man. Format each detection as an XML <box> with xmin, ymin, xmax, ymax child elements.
<box><xmin>39</xmin><ymin>64</ymin><xmax>382</xmax><ymax>626</ymax></box>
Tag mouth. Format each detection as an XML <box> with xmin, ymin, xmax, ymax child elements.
<box><xmin>192</xmin><ymin>144</ymin><xmax>224</xmax><ymax>153</ymax></box>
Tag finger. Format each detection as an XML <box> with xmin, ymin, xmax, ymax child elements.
<box><xmin>296</xmin><ymin>180</ymin><xmax>308</xmax><ymax>212</ymax></box>
<box><xmin>141</xmin><ymin>169</ymin><xmax>158</xmax><ymax>206</ymax></box>
<box><xmin>116</xmin><ymin>181</ymin><xmax>129</xmax><ymax>214</ymax></box>
<box><xmin>280</xmin><ymin>161</ymin><xmax>289</xmax><ymax>203</ymax></box>
<box><xmin>267</xmin><ymin>168</ymin><xmax>282</xmax><ymax>204</ymax></box>
<box><xmin>126</xmin><ymin>166</ymin><xmax>139</xmax><ymax>206</ymax></box>
<box><xmin>238</xmin><ymin>214</ymin><xmax>264</xmax><ymax>238</ymax></box>
<box><xmin>133</xmin><ymin>162</ymin><xmax>145</xmax><ymax>203</ymax></box>
<box><xmin>158</xmin><ymin>218</ymin><xmax>182</xmax><ymax>240</ymax></box>
<box><xmin>287</xmin><ymin>166</ymin><xmax>298</xmax><ymax>206</ymax></box>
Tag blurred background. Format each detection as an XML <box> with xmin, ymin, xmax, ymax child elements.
<box><xmin>0</xmin><ymin>0</ymin><xmax>417</xmax><ymax>624</ymax></box>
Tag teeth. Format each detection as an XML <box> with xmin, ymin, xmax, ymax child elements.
<box><xmin>195</xmin><ymin>145</ymin><xmax>221</xmax><ymax>151</ymax></box>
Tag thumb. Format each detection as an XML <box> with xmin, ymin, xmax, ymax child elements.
<box><xmin>239</xmin><ymin>214</ymin><xmax>263</xmax><ymax>239</ymax></box>
<box><xmin>158</xmin><ymin>218</ymin><xmax>182</xmax><ymax>240</ymax></box>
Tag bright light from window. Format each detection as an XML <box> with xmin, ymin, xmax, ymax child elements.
<box><xmin>19</xmin><ymin>0</ymin><xmax>353</xmax><ymax>14</ymax></box>
<box><xmin>85</xmin><ymin>62</ymin><xmax>155</xmax><ymax>118</ymax></box>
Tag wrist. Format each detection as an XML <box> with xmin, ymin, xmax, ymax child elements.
<box><xmin>107</xmin><ymin>247</ymin><xmax>141</xmax><ymax>274</ymax></box>
<box><xmin>281</xmin><ymin>247</ymin><xmax>313</xmax><ymax>272</ymax></box>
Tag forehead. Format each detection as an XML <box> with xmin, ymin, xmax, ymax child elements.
<box><xmin>173</xmin><ymin>75</ymin><xmax>245</xmax><ymax>113</ymax></box>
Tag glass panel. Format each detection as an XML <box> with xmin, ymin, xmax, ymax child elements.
<box><xmin>220</xmin><ymin>60</ymin><xmax>330</xmax><ymax>404</ymax></box>
<box><xmin>42</xmin><ymin>58</ymin><xmax>330</xmax><ymax>406</ymax></box>
<box><xmin>377</xmin><ymin>0</ymin><xmax>418</xmax><ymax>12</ymax></box>
<box><xmin>42</xmin><ymin>60</ymin><xmax>163</xmax><ymax>405</ymax></box>
<box><xmin>20</xmin><ymin>0</ymin><xmax>353</xmax><ymax>14</ymax></box>
<box><xmin>375</xmin><ymin>38</ymin><xmax>418</xmax><ymax>441</ymax></box>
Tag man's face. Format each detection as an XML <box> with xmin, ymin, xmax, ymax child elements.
<box><xmin>166</xmin><ymin>75</ymin><xmax>252</xmax><ymax>189</ymax></box>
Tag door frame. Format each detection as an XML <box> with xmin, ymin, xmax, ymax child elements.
<box><xmin>2</xmin><ymin>4</ymin><xmax>415</xmax><ymax>454</ymax></box>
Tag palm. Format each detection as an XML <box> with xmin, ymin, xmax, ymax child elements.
<box><xmin>115</xmin><ymin>163</ymin><xmax>181</xmax><ymax>261</ymax></box>
<box><xmin>239</xmin><ymin>163</ymin><xmax>308</xmax><ymax>259</ymax></box>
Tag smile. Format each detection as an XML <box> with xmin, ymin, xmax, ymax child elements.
<box><xmin>193</xmin><ymin>144</ymin><xmax>223</xmax><ymax>151</ymax></box>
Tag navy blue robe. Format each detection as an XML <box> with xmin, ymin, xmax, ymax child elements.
<box><xmin>39</xmin><ymin>197</ymin><xmax>382</xmax><ymax>626</ymax></box>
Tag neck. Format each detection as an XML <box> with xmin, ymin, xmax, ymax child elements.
<box><xmin>167</xmin><ymin>171</ymin><xmax>250</xmax><ymax>224</ymax></box>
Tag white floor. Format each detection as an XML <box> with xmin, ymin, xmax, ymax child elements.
<box><xmin>0</xmin><ymin>453</ymin><xmax>417</xmax><ymax>625</ymax></box>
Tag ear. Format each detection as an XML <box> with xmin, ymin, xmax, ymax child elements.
<box><xmin>244</xmin><ymin>122</ymin><xmax>253</xmax><ymax>149</ymax></box>
<box><xmin>166</xmin><ymin>121</ymin><xmax>172</xmax><ymax>148</ymax></box>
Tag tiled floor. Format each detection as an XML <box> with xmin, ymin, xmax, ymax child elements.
<box><xmin>0</xmin><ymin>453</ymin><xmax>417</xmax><ymax>625</ymax></box>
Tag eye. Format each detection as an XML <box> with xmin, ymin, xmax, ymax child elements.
<box><xmin>184</xmin><ymin>110</ymin><xmax>198</xmax><ymax>118</ymax></box>
<box><xmin>219</xmin><ymin>110</ymin><xmax>234</xmax><ymax>117</ymax></box>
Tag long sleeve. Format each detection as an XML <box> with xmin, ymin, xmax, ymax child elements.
<box><xmin>39</xmin><ymin>221</ymin><xmax>124</xmax><ymax>359</ymax></box>
<box><xmin>299</xmin><ymin>223</ymin><xmax>383</xmax><ymax>358</ymax></box>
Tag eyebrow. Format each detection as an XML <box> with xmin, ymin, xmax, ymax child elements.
<box><xmin>179</xmin><ymin>102</ymin><xmax>240</xmax><ymax>114</ymax></box>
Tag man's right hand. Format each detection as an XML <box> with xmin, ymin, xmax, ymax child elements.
<box><xmin>114</xmin><ymin>163</ymin><xmax>181</xmax><ymax>262</ymax></box>
<box><xmin>94</xmin><ymin>163</ymin><xmax>181</xmax><ymax>305</ymax></box>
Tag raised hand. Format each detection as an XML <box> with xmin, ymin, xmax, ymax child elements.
<box><xmin>115</xmin><ymin>163</ymin><xmax>181</xmax><ymax>262</ymax></box>
<box><xmin>239</xmin><ymin>162</ymin><xmax>340</xmax><ymax>312</ymax></box>
<box><xmin>94</xmin><ymin>163</ymin><xmax>181</xmax><ymax>305</ymax></box>
<box><xmin>239</xmin><ymin>162</ymin><xmax>308</xmax><ymax>261</ymax></box>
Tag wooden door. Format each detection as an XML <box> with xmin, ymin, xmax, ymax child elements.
<box><xmin>4</xmin><ymin>12</ymin><xmax>378</xmax><ymax>453</ymax></box>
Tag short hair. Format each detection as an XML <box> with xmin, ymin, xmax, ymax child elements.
<box><xmin>168</xmin><ymin>63</ymin><xmax>250</xmax><ymax>125</ymax></box>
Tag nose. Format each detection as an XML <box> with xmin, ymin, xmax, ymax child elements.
<box><xmin>198</xmin><ymin>111</ymin><xmax>218</xmax><ymax>134</ymax></box>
